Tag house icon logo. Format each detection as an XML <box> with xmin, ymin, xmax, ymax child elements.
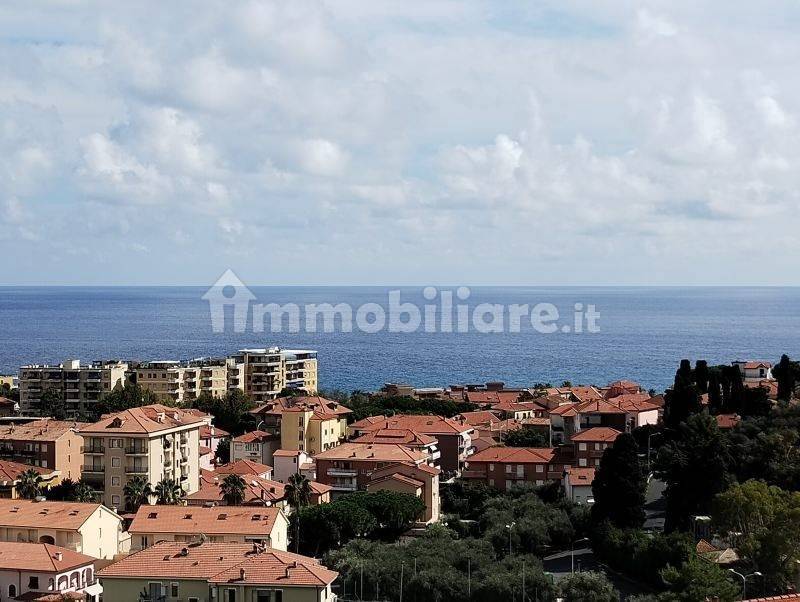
<box><xmin>202</xmin><ymin>269</ymin><xmax>256</xmax><ymax>333</ymax></box>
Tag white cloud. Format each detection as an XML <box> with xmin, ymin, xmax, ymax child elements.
<box><xmin>295</xmin><ymin>138</ymin><xmax>350</xmax><ymax>177</ymax></box>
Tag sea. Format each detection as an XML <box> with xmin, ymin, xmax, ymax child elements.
<box><xmin>0</xmin><ymin>286</ymin><xmax>798</xmax><ymax>393</ymax></box>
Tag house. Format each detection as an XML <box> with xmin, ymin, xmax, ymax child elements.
<box><xmin>351</xmin><ymin>429</ymin><xmax>441</xmax><ymax>466</ymax></box>
<box><xmin>571</xmin><ymin>427</ymin><xmax>622</xmax><ymax>468</ymax></box>
<box><xmin>549</xmin><ymin>396</ymin><xmax>659</xmax><ymax>443</ymax></box>
<box><xmin>0</xmin><ymin>419</ymin><xmax>85</xmax><ymax>481</ymax></box>
<box><xmin>0</xmin><ymin>460</ymin><xmax>59</xmax><ymax>498</ymax></box>
<box><xmin>563</xmin><ymin>467</ymin><xmax>595</xmax><ymax>504</ymax></box>
<box><xmin>199</xmin><ymin>424</ymin><xmax>230</xmax><ymax>470</ymax></box>
<box><xmin>0</xmin><ymin>541</ymin><xmax>101</xmax><ymax>602</ymax></box>
<box><xmin>128</xmin><ymin>504</ymin><xmax>289</xmax><ymax>552</ymax></box>
<box><xmin>271</xmin><ymin>450</ymin><xmax>316</xmax><ymax>483</ymax></box>
<box><xmin>604</xmin><ymin>380</ymin><xmax>643</xmax><ymax>398</ymax></box>
<box><xmin>462</xmin><ymin>447</ymin><xmax>571</xmax><ymax>490</ymax></box>
<box><xmin>98</xmin><ymin>541</ymin><xmax>337</xmax><ymax>602</ymax></box>
<box><xmin>313</xmin><ymin>443</ymin><xmax>428</xmax><ymax>494</ymax></box>
<box><xmin>216</xmin><ymin>459</ymin><xmax>273</xmax><ymax>480</ymax></box>
<box><xmin>732</xmin><ymin>361</ymin><xmax>773</xmax><ymax>383</ymax></box>
<box><xmin>230</xmin><ymin>430</ymin><xmax>280</xmax><ymax>467</ymax></box>
<box><xmin>186</xmin><ymin>469</ymin><xmax>332</xmax><ymax>509</ymax></box>
<box><xmin>490</xmin><ymin>400</ymin><xmax>547</xmax><ymax>421</ymax></box>
<box><xmin>0</xmin><ymin>499</ymin><xmax>127</xmax><ymax>559</ymax></box>
<box><xmin>78</xmin><ymin>404</ymin><xmax>206</xmax><ymax>509</ymax></box>
<box><xmin>348</xmin><ymin>415</ymin><xmax>474</xmax><ymax>474</ymax></box>
<box><xmin>367</xmin><ymin>462</ymin><xmax>441</xmax><ymax>524</ymax></box>
<box><xmin>249</xmin><ymin>396</ymin><xmax>351</xmax><ymax>457</ymax></box>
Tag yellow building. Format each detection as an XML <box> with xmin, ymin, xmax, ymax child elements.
<box><xmin>135</xmin><ymin>359</ymin><xmax>228</xmax><ymax>404</ymax></box>
<box><xmin>227</xmin><ymin>349</ymin><xmax>318</xmax><ymax>403</ymax></box>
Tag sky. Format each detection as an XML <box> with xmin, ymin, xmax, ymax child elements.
<box><xmin>2</xmin><ymin>1</ymin><xmax>800</xmax><ymax>286</ymax></box>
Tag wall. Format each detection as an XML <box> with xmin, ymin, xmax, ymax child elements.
<box><xmin>101</xmin><ymin>577</ymin><xmax>209</xmax><ymax>602</ymax></box>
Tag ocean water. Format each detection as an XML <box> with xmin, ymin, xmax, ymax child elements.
<box><xmin>0</xmin><ymin>286</ymin><xmax>797</xmax><ymax>393</ymax></box>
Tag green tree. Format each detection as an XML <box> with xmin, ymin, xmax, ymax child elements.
<box><xmin>123</xmin><ymin>475</ymin><xmax>153</xmax><ymax>512</ymax></box>
<box><xmin>45</xmin><ymin>478</ymin><xmax>78</xmax><ymax>501</ymax></box>
<box><xmin>97</xmin><ymin>383</ymin><xmax>158</xmax><ymax>417</ymax></box>
<box><xmin>591</xmin><ymin>433</ymin><xmax>646</xmax><ymax>529</ymax></box>
<box><xmin>660</xmin><ymin>556</ymin><xmax>739</xmax><ymax>601</ymax></box>
<box><xmin>664</xmin><ymin>360</ymin><xmax>701</xmax><ymax>429</ymax></box>
<box><xmin>154</xmin><ymin>478</ymin><xmax>185</xmax><ymax>505</ymax></box>
<box><xmin>558</xmin><ymin>571</ymin><xmax>618</xmax><ymax>602</ymax></box>
<box><xmin>221</xmin><ymin>474</ymin><xmax>246</xmax><ymax>506</ymax></box>
<box><xmin>192</xmin><ymin>390</ymin><xmax>255</xmax><ymax>435</ymax></box>
<box><xmin>504</xmin><ymin>426</ymin><xmax>550</xmax><ymax>447</ymax></box>
<box><xmin>39</xmin><ymin>388</ymin><xmax>67</xmax><ymax>420</ymax></box>
<box><xmin>74</xmin><ymin>481</ymin><xmax>97</xmax><ymax>503</ymax></box>
<box><xmin>215</xmin><ymin>438</ymin><xmax>230</xmax><ymax>464</ymax></box>
<box><xmin>654</xmin><ymin>414</ymin><xmax>732</xmax><ymax>531</ymax></box>
<box><xmin>16</xmin><ymin>469</ymin><xmax>43</xmax><ymax>500</ymax></box>
<box><xmin>285</xmin><ymin>473</ymin><xmax>312</xmax><ymax>552</ymax></box>
<box><xmin>694</xmin><ymin>360</ymin><xmax>710</xmax><ymax>395</ymax></box>
<box><xmin>773</xmin><ymin>354</ymin><xmax>799</xmax><ymax>402</ymax></box>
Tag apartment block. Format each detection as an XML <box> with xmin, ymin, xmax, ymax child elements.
<box><xmin>78</xmin><ymin>405</ymin><xmax>206</xmax><ymax>510</ymax></box>
<box><xmin>133</xmin><ymin>359</ymin><xmax>228</xmax><ymax>404</ymax></box>
<box><xmin>314</xmin><ymin>442</ymin><xmax>429</xmax><ymax>493</ymax></box>
<box><xmin>0</xmin><ymin>419</ymin><xmax>85</xmax><ymax>480</ymax></box>
<box><xmin>463</xmin><ymin>447</ymin><xmax>572</xmax><ymax>490</ymax></box>
<box><xmin>19</xmin><ymin>360</ymin><xmax>128</xmax><ymax>417</ymax></box>
<box><xmin>227</xmin><ymin>348</ymin><xmax>318</xmax><ymax>402</ymax></box>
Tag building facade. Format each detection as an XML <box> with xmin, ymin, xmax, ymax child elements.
<box><xmin>227</xmin><ymin>349</ymin><xmax>318</xmax><ymax>403</ymax></box>
<box><xmin>134</xmin><ymin>360</ymin><xmax>228</xmax><ymax>404</ymax></box>
<box><xmin>0</xmin><ymin>419</ymin><xmax>84</xmax><ymax>480</ymax></box>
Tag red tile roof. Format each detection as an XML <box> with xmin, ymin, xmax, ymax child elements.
<box><xmin>80</xmin><ymin>404</ymin><xmax>207</xmax><ymax>435</ymax></box>
<box><xmin>98</xmin><ymin>541</ymin><xmax>337</xmax><ymax>586</ymax></box>
<box><xmin>0</xmin><ymin>499</ymin><xmax>114</xmax><ymax>530</ymax></box>
<box><xmin>0</xmin><ymin>460</ymin><xmax>55</xmax><ymax>484</ymax></box>
<box><xmin>467</xmin><ymin>446</ymin><xmax>556</xmax><ymax>464</ymax></box>
<box><xmin>215</xmin><ymin>459</ymin><xmax>272</xmax><ymax>476</ymax></box>
<box><xmin>456</xmin><ymin>411</ymin><xmax>501</xmax><ymax>426</ymax></box>
<box><xmin>314</xmin><ymin>442</ymin><xmax>427</xmax><ymax>463</ymax></box>
<box><xmin>251</xmin><ymin>396</ymin><xmax>351</xmax><ymax>418</ymax></box>
<box><xmin>233</xmin><ymin>430</ymin><xmax>276</xmax><ymax>443</ymax></box>
<box><xmin>565</xmin><ymin>466</ymin><xmax>595</xmax><ymax>487</ymax></box>
<box><xmin>464</xmin><ymin>390</ymin><xmax>523</xmax><ymax>405</ymax></box>
<box><xmin>129</xmin><ymin>505</ymin><xmax>282</xmax><ymax>536</ymax></box>
<box><xmin>568</xmin><ymin>386</ymin><xmax>605</xmax><ymax>402</ymax></box>
<box><xmin>0</xmin><ymin>419</ymin><xmax>84</xmax><ymax>442</ymax></box>
<box><xmin>351</xmin><ymin>415</ymin><xmax>473</xmax><ymax>435</ymax></box>
<box><xmin>574</xmin><ymin>399</ymin><xmax>627</xmax><ymax>415</ymax></box>
<box><xmin>200</xmin><ymin>425</ymin><xmax>230</xmax><ymax>439</ymax></box>
<box><xmin>0</xmin><ymin>542</ymin><xmax>94</xmax><ymax>572</ymax></box>
<box><xmin>570</xmin><ymin>427</ymin><xmax>622</xmax><ymax>443</ymax></box>
<box><xmin>351</xmin><ymin>429</ymin><xmax>437</xmax><ymax>447</ymax></box>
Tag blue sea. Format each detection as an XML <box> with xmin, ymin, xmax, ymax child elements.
<box><xmin>0</xmin><ymin>287</ymin><xmax>797</xmax><ymax>393</ymax></box>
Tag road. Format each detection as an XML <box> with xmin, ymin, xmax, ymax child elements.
<box><xmin>644</xmin><ymin>477</ymin><xmax>667</xmax><ymax>532</ymax></box>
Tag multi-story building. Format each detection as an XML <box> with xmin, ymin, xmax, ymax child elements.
<box><xmin>351</xmin><ymin>428</ymin><xmax>440</xmax><ymax>466</ymax></box>
<box><xmin>134</xmin><ymin>359</ymin><xmax>228</xmax><ymax>404</ymax></box>
<box><xmin>128</xmin><ymin>505</ymin><xmax>289</xmax><ymax>551</ymax></box>
<box><xmin>227</xmin><ymin>348</ymin><xmax>318</xmax><ymax>402</ymax></box>
<box><xmin>366</xmin><ymin>462</ymin><xmax>441</xmax><ymax>524</ymax></box>
<box><xmin>0</xmin><ymin>419</ymin><xmax>85</xmax><ymax>480</ymax></box>
<box><xmin>78</xmin><ymin>405</ymin><xmax>206</xmax><ymax>510</ymax></box>
<box><xmin>231</xmin><ymin>431</ymin><xmax>280</xmax><ymax>466</ymax></box>
<box><xmin>571</xmin><ymin>427</ymin><xmax>621</xmax><ymax>468</ymax></box>
<box><xmin>250</xmin><ymin>396</ymin><xmax>351</xmax><ymax>456</ymax></box>
<box><xmin>0</xmin><ymin>541</ymin><xmax>102</xmax><ymax>602</ymax></box>
<box><xmin>462</xmin><ymin>447</ymin><xmax>572</xmax><ymax>490</ymax></box>
<box><xmin>0</xmin><ymin>499</ymin><xmax>128</xmax><ymax>560</ymax></box>
<box><xmin>98</xmin><ymin>541</ymin><xmax>338</xmax><ymax>602</ymax></box>
<box><xmin>19</xmin><ymin>360</ymin><xmax>128</xmax><ymax>417</ymax></box>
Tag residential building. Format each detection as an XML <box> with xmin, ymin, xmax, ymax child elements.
<box><xmin>271</xmin><ymin>450</ymin><xmax>315</xmax><ymax>483</ymax></box>
<box><xmin>0</xmin><ymin>499</ymin><xmax>128</xmax><ymax>559</ymax></box>
<box><xmin>0</xmin><ymin>460</ymin><xmax>59</xmax><ymax>498</ymax></box>
<box><xmin>216</xmin><ymin>459</ymin><xmax>273</xmax><ymax>480</ymax></box>
<box><xmin>0</xmin><ymin>419</ymin><xmax>84</xmax><ymax>480</ymax></box>
<box><xmin>367</xmin><ymin>462</ymin><xmax>441</xmax><ymax>524</ymax></box>
<box><xmin>603</xmin><ymin>380</ymin><xmax>643</xmax><ymax>398</ymax></box>
<box><xmin>0</xmin><ymin>541</ymin><xmax>101</xmax><ymax>602</ymax></box>
<box><xmin>351</xmin><ymin>428</ymin><xmax>440</xmax><ymax>466</ymax></box>
<box><xmin>549</xmin><ymin>396</ymin><xmax>659</xmax><ymax>443</ymax></box>
<box><xmin>0</xmin><ymin>375</ymin><xmax>16</xmax><ymax>389</ymax></box>
<box><xmin>250</xmin><ymin>395</ymin><xmax>351</xmax><ymax>456</ymax></box>
<box><xmin>348</xmin><ymin>415</ymin><xmax>474</xmax><ymax>474</ymax></box>
<box><xmin>19</xmin><ymin>360</ymin><xmax>128</xmax><ymax>417</ymax></box>
<box><xmin>231</xmin><ymin>431</ymin><xmax>280</xmax><ymax>467</ymax></box>
<box><xmin>134</xmin><ymin>359</ymin><xmax>228</xmax><ymax>404</ymax></box>
<box><xmin>314</xmin><ymin>443</ymin><xmax>428</xmax><ymax>494</ymax></box>
<box><xmin>227</xmin><ymin>348</ymin><xmax>318</xmax><ymax>402</ymax></box>
<box><xmin>462</xmin><ymin>447</ymin><xmax>572</xmax><ymax>490</ymax></box>
<box><xmin>98</xmin><ymin>541</ymin><xmax>338</xmax><ymax>602</ymax></box>
<box><xmin>199</xmin><ymin>424</ymin><xmax>230</xmax><ymax>470</ymax></box>
<box><xmin>563</xmin><ymin>467</ymin><xmax>595</xmax><ymax>504</ymax></box>
<box><xmin>128</xmin><ymin>505</ymin><xmax>289</xmax><ymax>551</ymax></box>
<box><xmin>571</xmin><ymin>427</ymin><xmax>621</xmax><ymax>467</ymax></box>
<box><xmin>78</xmin><ymin>404</ymin><xmax>206</xmax><ymax>509</ymax></box>
<box><xmin>733</xmin><ymin>360</ymin><xmax>773</xmax><ymax>383</ymax></box>
<box><xmin>490</xmin><ymin>400</ymin><xmax>547</xmax><ymax>421</ymax></box>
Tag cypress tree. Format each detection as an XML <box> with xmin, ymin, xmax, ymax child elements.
<box><xmin>591</xmin><ymin>433</ymin><xmax>646</xmax><ymax>529</ymax></box>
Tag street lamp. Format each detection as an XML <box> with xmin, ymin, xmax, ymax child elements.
<box><xmin>571</xmin><ymin>537</ymin><xmax>589</xmax><ymax>574</ymax></box>
<box><xmin>506</xmin><ymin>522</ymin><xmax>516</xmax><ymax>556</ymax></box>
<box><xmin>729</xmin><ymin>569</ymin><xmax>762</xmax><ymax>600</ymax></box>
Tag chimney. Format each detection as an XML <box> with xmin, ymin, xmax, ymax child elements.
<box><xmin>55</xmin><ymin>552</ymin><xmax>63</xmax><ymax>561</ymax></box>
<box><xmin>239</xmin><ymin>568</ymin><xmax>246</xmax><ymax>581</ymax></box>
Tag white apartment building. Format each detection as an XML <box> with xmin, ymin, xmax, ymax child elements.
<box><xmin>134</xmin><ymin>359</ymin><xmax>228</xmax><ymax>404</ymax></box>
<box><xmin>19</xmin><ymin>360</ymin><xmax>128</xmax><ymax>417</ymax></box>
<box><xmin>227</xmin><ymin>348</ymin><xmax>318</xmax><ymax>403</ymax></box>
<box><xmin>78</xmin><ymin>405</ymin><xmax>206</xmax><ymax>510</ymax></box>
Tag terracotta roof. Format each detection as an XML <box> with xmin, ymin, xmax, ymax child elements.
<box><xmin>351</xmin><ymin>429</ymin><xmax>437</xmax><ymax>447</ymax></box>
<box><xmin>715</xmin><ymin>414</ymin><xmax>741</xmax><ymax>429</ymax></box>
<box><xmin>612</xmin><ymin>394</ymin><xmax>661</xmax><ymax>413</ymax></box>
<box><xmin>521</xmin><ymin>416</ymin><xmax>550</xmax><ymax>426</ymax></box>
<box><xmin>350</xmin><ymin>415</ymin><xmax>473</xmax><ymax>435</ymax></box>
<box><xmin>233</xmin><ymin>430</ymin><xmax>275</xmax><ymax>443</ymax></box>
<box><xmin>549</xmin><ymin>403</ymin><xmax>579</xmax><ymax>417</ymax></box>
<box><xmin>79</xmin><ymin>404</ymin><xmax>207</xmax><ymax>435</ymax></box>
<box><xmin>467</xmin><ymin>446</ymin><xmax>556</xmax><ymax>464</ymax></box>
<box><xmin>0</xmin><ymin>542</ymin><xmax>94</xmax><ymax>572</ymax></box>
<box><xmin>696</xmin><ymin>539</ymin><xmax>718</xmax><ymax>554</ymax></box>
<box><xmin>568</xmin><ymin>386</ymin><xmax>605</xmax><ymax>402</ymax></box>
<box><xmin>251</xmin><ymin>396</ymin><xmax>351</xmax><ymax>418</ymax></box>
<box><xmin>565</xmin><ymin>466</ymin><xmax>595</xmax><ymax>487</ymax></box>
<box><xmin>200</xmin><ymin>425</ymin><xmax>230</xmax><ymax>439</ymax></box>
<box><xmin>0</xmin><ymin>419</ymin><xmax>83</xmax><ymax>442</ymax></box>
<box><xmin>455</xmin><ymin>411</ymin><xmax>501</xmax><ymax>426</ymax></box>
<box><xmin>200</xmin><ymin>446</ymin><xmax>212</xmax><ymax>456</ymax></box>
<box><xmin>605</xmin><ymin>380</ymin><xmax>642</xmax><ymax>398</ymax></box>
<box><xmin>464</xmin><ymin>390</ymin><xmax>522</xmax><ymax>405</ymax></box>
<box><xmin>348</xmin><ymin>415</ymin><xmax>390</xmax><ymax>429</ymax></box>
<box><xmin>215</xmin><ymin>459</ymin><xmax>272</xmax><ymax>477</ymax></box>
<box><xmin>129</xmin><ymin>505</ymin><xmax>282</xmax><ymax>536</ymax></box>
<box><xmin>0</xmin><ymin>499</ymin><xmax>112</xmax><ymax>530</ymax></box>
<box><xmin>738</xmin><ymin>361</ymin><xmax>772</xmax><ymax>369</ymax></box>
<box><xmin>571</xmin><ymin>427</ymin><xmax>622</xmax><ymax>443</ymax></box>
<box><xmin>272</xmin><ymin>449</ymin><xmax>303</xmax><ymax>457</ymax></box>
<box><xmin>0</xmin><ymin>460</ymin><xmax>55</xmax><ymax>484</ymax></box>
<box><xmin>744</xmin><ymin>595</ymin><xmax>800</xmax><ymax>601</ymax></box>
<box><xmin>99</xmin><ymin>541</ymin><xmax>337</xmax><ymax>586</ymax></box>
<box><xmin>574</xmin><ymin>399</ymin><xmax>627</xmax><ymax>415</ymax></box>
<box><xmin>313</xmin><ymin>442</ymin><xmax>427</xmax><ymax>463</ymax></box>
<box><xmin>491</xmin><ymin>400</ymin><xmax>545</xmax><ymax>414</ymax></box>
<box><xmin>369</xmin><ymin>473</ymin><xmax>425</xmax><ymax>488</ymax></box>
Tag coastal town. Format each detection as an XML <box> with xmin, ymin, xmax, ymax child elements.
<box><xmin>0</xmin><ymin>350</ymin><xmax>796</xmax><ymax>601</ymax></box>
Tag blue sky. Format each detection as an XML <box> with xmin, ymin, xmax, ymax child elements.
<box><xmin>2</xmin><ymin>1</ymin><xmax>800</xmax><ymax>285</ymax></box>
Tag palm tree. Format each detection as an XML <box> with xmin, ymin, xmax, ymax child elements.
<box><xmin>16</xmin><ymin>469</ymin><xmax>43</xmax><ymax>500</ymax></box>
<box><xmin>221</xmin><ymin>474</ymin><xmax>246</xmax><ymax>506</ymax></box>
<box><xmin>73</xmin><ymin>481</ymin><xmax>96</xmax><ymax>503</ymax></box>
<box><xmin>155</xmin><ymin>478</ymin><xmax>184</xmax><ymax>505</ymax></box>
<box><xmin>284</xmin><ymin>472</ymin><xmax>312</xmax><ymax>552</ymax></box>
<box><xmin>123</xmin><ymin>475</ymin><xmax>153</xmax><ymax>512</ymax></box>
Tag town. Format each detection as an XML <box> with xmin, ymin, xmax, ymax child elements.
<box><xmin>0</xmin><ymin>351</ymin><xmax>796</xmax><ymax>601</ymax></box>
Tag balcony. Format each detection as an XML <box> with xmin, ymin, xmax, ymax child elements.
<box><xmin>327</xmin><ymin>468</ymin><xmax>357</xmax><ymax>477</ymax></box>
<box><xmin>331</xmin><ymin>482</ymin><xmax>358</xmax><ymax>491</ymax></box>
<box><xmin>125</xmin><ymin>466</ymin><xmax>148</xmax><ymax>474</ymax></box>
<box><xmin>82</xmin><ymin>444</ymin><xmax>105</xmax><ymax>454</ymax></box>
<box><xmin>83</xmin><ymin>465</ymin><xmax>105</xmax><ymax>474</ymax></box>
<box><xmin>125</xmin><ymin>444</ymin><xmax>149</xmax><ymax>455</ymax></box>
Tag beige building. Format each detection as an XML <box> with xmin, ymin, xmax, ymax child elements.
<box><xmin>78</xmin><ymin>404</ymin><xmax>206</xmax><ymax>510</ymax></box>
<box><xmin>0</xmin><ymin>419</ymin><xmax>85</xmax><ymax>481</ymax></box>
<box><xmin>227</xmin><ymin>349</ymin><xmax>318</xmax><ymax>402</ymax></box>
<box><xmin>99</xmin><ymin>541</ymin><xmax>337</xmax><ymax>602</ymax></box>
<box><xmin>19</xmin><ymin>360</ymin><xmax>128</xmax><ymax>417</ymax></box>
<box><xmin>128</xmin><ymin>505</ymin><xmax>288</xmax><ymax>551</ymax></box>
<box><xmin>135</xmin><ymin>359</ymin><xmax>228</xmax><ymax>404</ymax></box>
<box><xmin>367</xmin><ymin>462</ymin><xmax>441</xmax><ymax>524</ymax></box>
<box><xmin>0</xmin><ymin>499</ymin><xmax>128</xmax><ymax>560</ymax></box>
<box><xmin>250</xmin><ymin>396</ymin><xmax>350</xmax><ymax>456</ymax></box>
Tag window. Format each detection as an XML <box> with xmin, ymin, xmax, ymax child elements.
<box><xmin>226</xmin><ymin>589</ymin><xmax>237</xmax><ymax>602</ymax></box>
<box><xmin>171</xmin><ymin>582</ymin><xmax>179</xmax><ymax>597</ymax></box>
<box><xmin>111</xmin><ymin>457</ymin><xmax>120</xmax><ymax>467</ymax></box>
<box><xmin>489</xmin><ymin>463</ymin><xmax>494</xmax><ymax>471</ymax></box>
<box><xmin>28</xmin><ymin>576</ymin><xmax>39</xmax><ymax>589</ymax></box>
<box><xmin>578</xmin><ymin>442</ymin><xmax>587</xmax><ymax>451</ymax></box>
<box><xmin>535</xmin><ymin>465</ymin><xmax>544</xmax><ymax>473</ymax></box>
<box><xmin>9</xmin><ymin>584</ymin><xmax>16</xmax><ymax>597</ymax></box>
<box><xmin>578</xmin><ymin>458</ymin><xmax>587</xmax><ymax>467</ymax></box>
<box><xmin>189</xmin><ymin>598</ymin><xmax>199</xmax><ymax>602</ymax></box>
<box><xmin>112</xmin><ymin>476</ymin><xmax>121</xmax><ymax>486</ymax></box>
<box><xmin>41</xmin><ymin>460</ymin><xmax>48</xmax><ymax>468</ymax></box>
<box><xmin>595</xmin><ymin>443</ymin><xmax>601</xmax><ymax>451</ymax></box>
<box><xmin>111</xmin><ymin>495</ymin><xmax>121</xmax><ymax>507</ymax></box>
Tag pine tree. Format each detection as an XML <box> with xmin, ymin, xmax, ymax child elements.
<box><xmin>591</xmin><ymin>433</ymin><xmax>646</xmax><ymax>529</ymax></box>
